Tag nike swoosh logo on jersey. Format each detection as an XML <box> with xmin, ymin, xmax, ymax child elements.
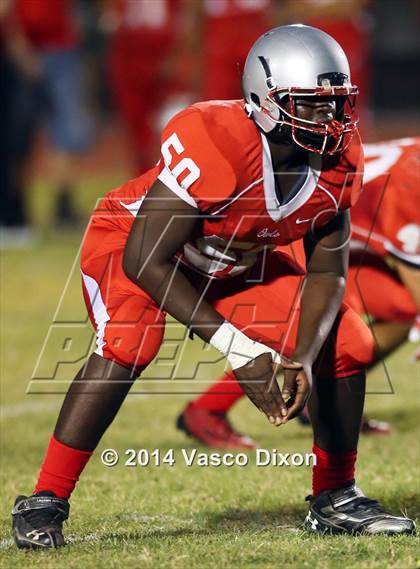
<box><xmin>295</xmin><ymin>217</ymin><xmax>313</xmax><ymax>224</ymax></box>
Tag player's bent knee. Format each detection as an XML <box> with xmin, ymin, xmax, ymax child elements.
<box><xmin>95</xmin><ymin>295</ymin><xmax>166</xmax><ymax>376</ymax></box>
<box><xmin>101</xmin><ymin>320</ymin><xmax>165</xmax><ymax>376</ymax></box>
<box><xmin>334</xmin><ymin>307</ymin><xmax>375</xmax><ymax>378</ymax></box>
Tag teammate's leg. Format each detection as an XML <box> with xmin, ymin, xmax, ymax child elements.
<box><xmin>345</xmin><ymin>256</ymin><xmax>417</xmax><ymax>433</ymax></box>
<box><xmin>346</xmin><ymin>257</ymin><xmax>416</xmax><ymax>362</ymax></box>
<box><xmin>176</xmin><ymin>369</ymin><xmax>255</xmax><ymax>450</ymax></box>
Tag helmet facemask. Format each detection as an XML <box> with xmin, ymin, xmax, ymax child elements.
<box><xmin>263</xmin><ymin>86</ymin><xmax>359</xmax><ymax>155</ymax></box>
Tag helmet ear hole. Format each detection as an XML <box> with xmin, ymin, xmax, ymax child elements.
<box><xmin>250</xmin><ymin>92</ymin><xmax>261</xmax><ymax>109</ymax></box>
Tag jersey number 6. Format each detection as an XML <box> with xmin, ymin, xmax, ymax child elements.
<box><xmin>161</xmin><ymin>133</ymin><xmax>201</xmax><ymax>191</ymax></box>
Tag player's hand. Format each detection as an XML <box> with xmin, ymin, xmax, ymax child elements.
<box><xmin>233</xmin><ymin>352</ymin><xmax>303</xmax><ymax>426</ymax></box>
<box><xmin>280</xmin><ymin>360</ymin><xmax>312</xmax><ymax>423</ymax></box>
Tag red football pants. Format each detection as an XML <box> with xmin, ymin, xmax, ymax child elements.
<box><xmin>345</xmin><ymin>252</ymin><xmax>417</xmax><ymax>322</ymax></box>
<box><xmin>80</xmin><ymin>227</ymin><xmax>374</xmax><ymax>379</ymax></box>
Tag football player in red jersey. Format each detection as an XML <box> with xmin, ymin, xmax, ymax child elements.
<box><xmin>347</xmin><ymin>137</ymin><xmax>419</xmax><ymax>330</ymax></box>
<box><xmin>106</xmin><ymin>0</ymin><xmax>202</xmax><ymax>174</ymax></box>
<box><xmin>12</xmin><ymin>26</ymin><xmax>415</xmax><ymax>548</ymax></box>
<box><xmin>202</xmin><ymin>0</ymin><xmax>271</xmax><ymax>100</ymax></box>
<box><xmin>348</xmin><ymin>137</ymin><xmax>419</xmax><ymax>431</ymax></box>
<box><xmin>180</xmin><ymin>137</ymin><xmax>419</xmax><ymax>442</ymax></box>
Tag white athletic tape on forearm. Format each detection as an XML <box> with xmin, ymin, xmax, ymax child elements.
<box><xmin>209</xmin><ymin>321</ymin><xmax>282</xmax><ymax>370</ymax></box>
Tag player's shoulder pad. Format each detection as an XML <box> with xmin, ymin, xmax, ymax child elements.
<box><xmin>159</xmin><ymin>103</ymin><xmax>239</xmax><ymax>212</ymax></box>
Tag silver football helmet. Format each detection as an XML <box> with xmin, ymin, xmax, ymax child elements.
<box><xmin>242</xmin><ymin>24</ymin><xmax>358</xmax><ymax>154</ymax></box>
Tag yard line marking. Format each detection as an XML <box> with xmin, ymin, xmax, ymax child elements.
<box><xmin>0</xmin><ymin>394</ymin><xmax>153</xmax><ymax>420</ymax></box>
<box><xmin>0</xmin><ymin>525</ymin><xmax>301</xmax><ymax>549</ymax></box>
<box><xmin>0</xmin><ymin>400</ymin><xmax>60</xmax><ymax>419</ymax></box>
<box><xmin>0</xmin><ymin>533</ymin><xmax>102</xmax><ymax>549</ymax></box>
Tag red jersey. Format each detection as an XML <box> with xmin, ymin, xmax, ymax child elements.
<box><xmin>111</xmin><ymin>0</ymin><xmax>177</xmax><ymax>51</ymax></box>
<box><xmin>89</xmin><ymin>100</ymin><xmax>363</xmax><ymax>278</ymax></box>
<box><xmin>204</xmin><ymin>0</ymin><xmax>270</xmax><ymax>29</ymax></box>
<box><xmin>351</xmin><ymin>138</ymin><xmax>420</xmax><ymax>267</ymax></box>
<box><xmin>14</xmin><ymin>0</ymin><xmax>78</xmax><ymax>50</ymax></box>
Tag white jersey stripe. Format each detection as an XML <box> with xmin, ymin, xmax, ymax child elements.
<box><xmin>158</xmin><ymin>165</ymin><xmax>198</xmax><ymax>208</ymax></box>
<box><xmin>261</xmin><ymin>133</ymin><xmax>322</xmax><ymax>221</ymax></box>
<box><xmin>81</xmin><ymin>271</ymin><xmax>111</xmax><ymax>357</ymax></box>
<box><xmin>210</xmin><ymin>176</ymin><xmax>264</xmax><ymax>215</ymax></box>
<box><xmin>119</xmin><ymin>197</ymin><xmax>146</xmax><ymax>217</ymax></box>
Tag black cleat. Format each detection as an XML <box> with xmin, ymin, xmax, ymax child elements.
<box><xmin>304</xmin><ymin>482</ymin><xmax>416</xmax><ymax>535</ymax></box>
<box><xmin>12</xmin><ymin>491</ymin><xmax>70</xmax><ymax>549</ymax></box>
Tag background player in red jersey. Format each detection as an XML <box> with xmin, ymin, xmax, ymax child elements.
<box><xmin>105</xmin><ymin>0</ymin><xmax>202</xmax><ymax>174</ymax></box>
<box><xmin>179</xmin><ymin>137</ymin><xmax>419</xmax><ymax>444</ymax></box>
<box><xmin>201</xmin><ymin>0</ymin><xmax>271</xmax><ymax>101</ymax></box>
<box><xmin>105</xmin><ymin>0</ymin><xmax>271</xmax><ymax>175</ymax></box>
<box><xmin>347</xmin><ymin>137</ymin><xmax>419</xmax><ymax>343</ymax></box>
<box><xmin>347</xmin><ymin>137</ymin><xmax>419</xmax><ymax>393</ymax></box>
<box><xmin>303</xmin><ymin>137</ymin><xmax>419</xmax><ymax>433</ymax></box>
<box><xmin>12</xmin><ymin>26</ymin><xmax>415</xmax><ymax>548</ymax></box>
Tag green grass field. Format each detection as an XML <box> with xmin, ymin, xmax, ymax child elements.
<box><xmin>1</xmin><ymin>224</ymin><xmax>419</xmax><ymax>568</ymax></box>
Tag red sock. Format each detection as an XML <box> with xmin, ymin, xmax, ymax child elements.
<box><xmin>34</xmin><ymin>436</ymin><xmax>93</xmax><ymax>499</ymax></box>
<box><xmin>193</xmin><ymin>371</ymin><xmax>244</xmax><ymax>413</ymax></box>
<box><xmin>312</xmin><ymin>445</ymin><xmax>357</xmax><ymax>496</ymax></box>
